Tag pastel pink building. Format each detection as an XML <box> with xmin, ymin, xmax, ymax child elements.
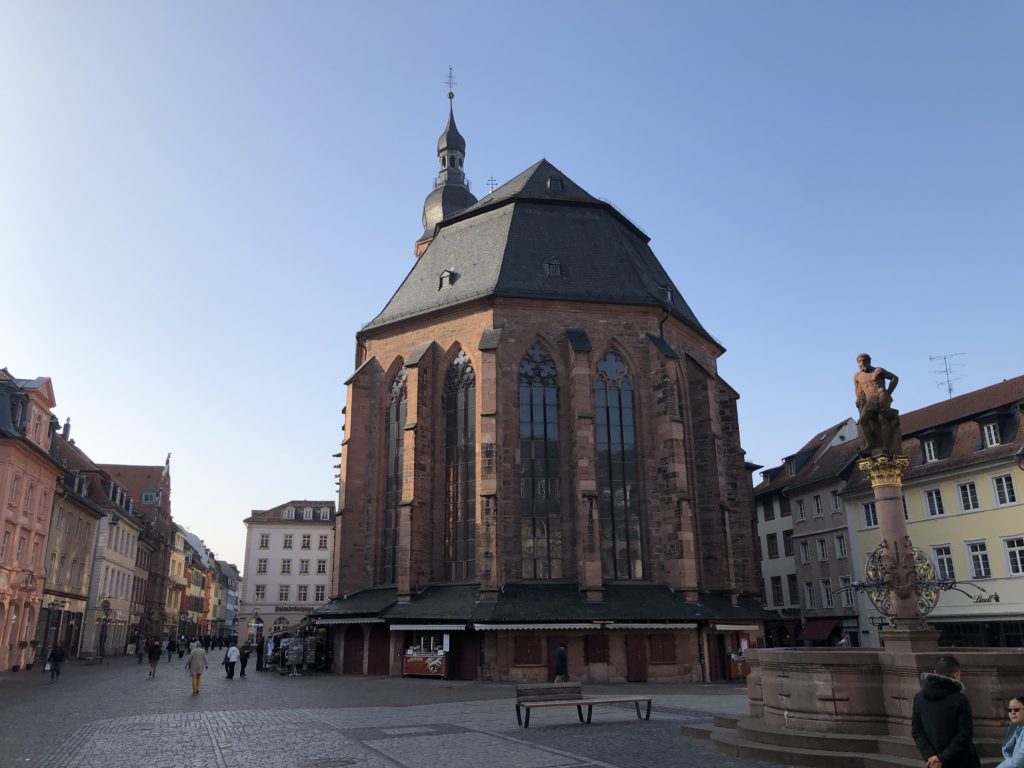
<box><xmin>0</xmin><ymin>368</ymin><xmax>63</xmax><ymax>671</ymax></box>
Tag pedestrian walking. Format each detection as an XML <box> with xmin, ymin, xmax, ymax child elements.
<box><xmin>166</xmin><ymin>637</ymin><xmax>177</xmax><ymax>661</ymax></box>
<box><xmin>224</xmin><ymin>641</ymin><xmax>240</xmax><ymax>679</ymax></box>
<box><xmin>177</xmin><ymin>636</ymin><xmax>186</xmax><ymax>659</ymax></box>
<box><xmin>135</xmin><ymin>635</ymin><xmax>146</xmax><ymax>664</ymax></box>
<box><xmin>185</xmin><ymin>643</ymin><xmax>208</xmax><ymax>694</ymax></box>
<box><xmin>552</xmin><ymin>643</ymin><xmax>568</xmax><ymax>683</ymax></box>
<box><xmin>996</xmin><ymin>695</ymin><xmax>1024</xmax><ymax>768</ymax></box>
<box><xmin>147</xmin><ymin>638</ymin><xmax>163</xmax><ymax>677</ymax></box>
<box><xmin>911</xmin><ymin>655</ymin><xmax>981</xmax><ymax>768</ymax></box>
<box><xmin>239</xmin><ymin>642</ymin><xmax>251</xmax><ymax>678</ymax></box>
<box><xmin>46</xmin><ymin>642</ymin><xmax>66</xmax><ymax>682</ymax></box>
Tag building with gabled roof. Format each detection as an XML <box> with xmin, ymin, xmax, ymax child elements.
<box><xmin>0</xmin><ymin>369</ymin><xmax>64</xmax><ymax>671</ymax></box>
<box><xmin>320</xmin><ymin>92</ymin><xmax>765</xmax><ymax>683</ymax></box>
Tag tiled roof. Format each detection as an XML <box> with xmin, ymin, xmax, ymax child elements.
<box><xmin>244</xmin><ymin>500</ymin><xmax>336</xmax><ymax>524</ymax></box>
<box><xmin>755</xmin><ymin>420</ymin><xmax>855</xmax><ymax>494</ymax></box>
<box><xmin>313</xmin><ymin>587</ymin><xmax>397</xmax><ymax>617</ymax></box>
<box><xmin>382</xmin><ymin>585</ymin><xmax>484</xmax><ymax>622</ymax></box>
<box><xmin>899</xmin><ymin>375</ymin><xmax>1024</xmax><ymax>435</ymax></box>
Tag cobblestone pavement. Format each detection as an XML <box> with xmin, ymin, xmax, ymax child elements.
<box><xmin>0</xmin><ymin>656</ymin><xmax>781</xmax><ymax>768</ymax></box>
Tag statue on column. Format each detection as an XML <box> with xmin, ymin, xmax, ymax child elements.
<box><xmin>854</xmin><ymin>353</ymin><xmax>902</xmax><ymax>457</ymax></box>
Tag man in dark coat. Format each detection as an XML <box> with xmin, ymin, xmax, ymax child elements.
<box><xmin>553</xmin><ymin>643</ymin><xmax>568</xmax><ymax>683</ymax></box>
<box><xmin>911</xmin><ymin>655</ymin><xmax>981</xmax><ymax>768</ymax></box>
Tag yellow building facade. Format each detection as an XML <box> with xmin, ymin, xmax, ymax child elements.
<box><xmin>848</xmin><ymin>376</ymin><xmax>1024</xmax><ymax>647</ymax></box>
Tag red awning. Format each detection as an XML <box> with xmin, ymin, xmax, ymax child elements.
<box><xmin>798</xmin><ymin>618</ymin><xmax>838</xmax><ymax>642</ymax></box>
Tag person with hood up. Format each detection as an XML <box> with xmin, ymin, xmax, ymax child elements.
<box><xmin>911</xmin><ymin>655</ymin><xmax>981</xmax><ymax>768</ymax></box>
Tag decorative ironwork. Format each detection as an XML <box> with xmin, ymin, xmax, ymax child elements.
<box><xmin>843</xmin><ymin>538</ymin><xmax>1000</xmax><ymax>619</ymax></box>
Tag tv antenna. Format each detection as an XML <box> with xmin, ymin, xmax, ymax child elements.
<box><xmin>929</xmin><ymin>353</ymin><xmax>965</xmax><ymax>399</ymax></box>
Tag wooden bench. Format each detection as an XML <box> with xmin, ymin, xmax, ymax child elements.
<box><xmin>514</xmin><ymin>682</ymin><xmax>652</xmax><ymax>728</ymax></box>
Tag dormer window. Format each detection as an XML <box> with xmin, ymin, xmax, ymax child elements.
<box><xmin>438</xmin><ymin>269</ymin><xmax>456</xmax><ymax>289</ymax></box>
<box><xmin>543</xmin><ymin>259</ymin><xmax>562</xmax><ymax>277</ymax></box>
<box><xmin>547</xmin><ymin>177</ymin><xmax>563</xmax><ymax>192</ymax></box>
<box><xmin>923</xmin><ymin>439</ymin><xmax>938</xmax><ymax>463</ymax></box>
<box><xmin>320</xmin><ymin>507</ymin><xmax>330</xmax><ymax>520</ymax></box>
<box><xmin>303</xmin><ymin>507</ymin><xmax>313</xmax><ymax>520</ymax></box>
<box><xmin>285</xmin><ymin>506</ymin><xmax>295</xmax><ymax>520</ymax></box>
<box><xmin>983</xmin><ymin>422</ymin><xmax>1001</xmax><ymax>448</ymax></box>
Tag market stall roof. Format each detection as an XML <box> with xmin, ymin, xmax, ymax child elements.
<box><xmin>312</xmin><ymin>587</ymin><xmax>397</xmax><ymax>619</ymax></box>
<box><xmin>383</xmin><ymin>584</ymin><xmax>488</xmax><ymax>623</ymax></box>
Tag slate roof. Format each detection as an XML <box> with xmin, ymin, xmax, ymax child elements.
<box><xmin>311</xmin><ymin>583</ymin><xmax>771</xmax><ymax>625</ymax></box>
<box><xmin>755</xmin><ymin>419</ymin><xmax>856</xmax><ymax>495</ymax></box>
<box><xmin>313</xmin><ymin>587</ymin><xmax>397</xmax><ymax>618</ymax></box>
<box><xmin>364</xmin><ymin>160</ymin><xmax>716</xmax><ymax>347</ymax></box>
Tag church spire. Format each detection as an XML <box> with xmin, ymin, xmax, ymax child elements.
<box><xmin>416</xmin><ymin>67</ymin><xmax>478</xmax><ymax>257</ymax></box>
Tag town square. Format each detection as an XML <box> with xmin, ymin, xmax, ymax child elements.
<box><xmin>2</xmin><ymin>2</ymin><xmax>1023</xmax><ymax>767</ymax></box>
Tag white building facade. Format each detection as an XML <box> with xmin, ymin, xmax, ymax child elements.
<box><xmin>240</xmin><ymin>500</ymin><xmax>336</xmax><ymax>642</ymax></box>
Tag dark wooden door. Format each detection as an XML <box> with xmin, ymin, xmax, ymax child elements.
<box><xmin>625</xmin><ymin>634</ymin><xmax>648</xmax><ymax>682</ymax></box>
<box><xmin>342</xmin><ymin>625</ymin><xmax>364</xmax><ymax>674</ymax></box>
<box><xmin>454</xmin><ymin>633</ymin><xmax>481</xmax><ymax>680</ymax></box>
<box><xmin>366</xmin><ymin>624</ymin><xmax>390</xmax><ymax>676</ymax></box>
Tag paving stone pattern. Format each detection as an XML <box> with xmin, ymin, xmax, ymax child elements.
<box><xmin>0</xmin><ymin>657</ymin><xmax>781</xmax><ymax>768</ymax></box>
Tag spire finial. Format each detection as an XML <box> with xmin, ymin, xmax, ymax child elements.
<box><xmin>487</xmin><ymin>176</ymin><xmax>498</xmax><ymax>193</ymax></box>
<box><xmin>446</xmin><ymin>65</ymin><xmax>456</xmax><ymax>102</ymax></box>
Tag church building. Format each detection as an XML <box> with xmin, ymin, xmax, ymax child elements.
<box><xmin>316</xmin><ymin>92</ymin><xmax>767</xmax><ymax>682</ymax></box>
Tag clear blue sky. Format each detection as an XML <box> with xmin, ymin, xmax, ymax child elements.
<box><xmin>2</xmin><ymin>2</ymin><xmax>1021</xmax><ymax>573</ymax></box>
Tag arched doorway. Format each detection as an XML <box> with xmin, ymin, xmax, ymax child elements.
<box><xmin>342</xmin><ymin>624</ymin><xmax>364</xmax><ymax>674</ymax></box>
<box><xmin>366</xmin><ymin>624</ymin><xmax>390</xmax><ymax>676</ymax></box>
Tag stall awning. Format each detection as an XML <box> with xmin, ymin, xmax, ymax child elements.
<box><xmin>798</xmin><ymin>619</ymin><xmax>838</xmax><ymax>641</ymax></box>
<box><xmin>315</xmin><ymin>617</ymin><xmax>384</xmax><ymax>626</ymax></box>
<box><xmin>389</xmin><ymin>624</ymin><xmax>465</xmax><ymax>632</ymax></box>
<box><xmin>474</xmin><ymin>623</ymin><xmax>597</xmax><ymax>631</ymax></box>
<box><xmin>714</xmin><ymin>623</ymin><xmax>761</xmax><ymax>632</ymax></box>
<box><xmin>608</xmin><ymin>623</ymin><xmax>697</xmax><ymax>630</ymax></box>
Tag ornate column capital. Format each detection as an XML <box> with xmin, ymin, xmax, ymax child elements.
<box><xmin>857</xmin><ymin>455</ymin><xmax>909</xmax><ymax>487</ymax></box>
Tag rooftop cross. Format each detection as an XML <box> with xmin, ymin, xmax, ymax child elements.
<box><xmin>487</xmin><ymin>176</ymin><xmax>498</xmax><ymax>193</ymax></box>
<box><xmin>446</xmin><ymin>65</ymin><xmax>456</xmax><ymax>101</ymax></box>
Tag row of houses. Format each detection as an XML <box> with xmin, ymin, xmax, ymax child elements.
<box><xmin>755</xmin><ymin>375</ymin><xmax>1024</xmax><ymax>649</ymax></box>
<box><xmin>0</xmin><ymin>368</ymin><xmax>239</xmax><ymax>671</ymax></box>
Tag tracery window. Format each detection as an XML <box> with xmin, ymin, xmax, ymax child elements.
<box><xmin>381</xmin><ymin>367</ymin><xmax>407</xmax><ymax>584</ymax></box>
<box><xmin>594</xmin><ymin>351</ymin><xmax>643</xmax><ymax>579</ymax></box>
<box><xmin>443</xmin><ymin>350</ymin><xmax>475</xmax><ymax>580</ymax></box>
<box><xmin>519</xmin><ymin>344</ymin><xmax>561</xmax><ymax>578</ymax></box>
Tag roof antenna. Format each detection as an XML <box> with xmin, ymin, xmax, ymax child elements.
<box><xmin>929</xmin><ymin>353</ymin><xmax>965</xmax><ymax>399</ymax></box>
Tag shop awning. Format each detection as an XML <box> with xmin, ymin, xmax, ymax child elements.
<box><xmin>474</xmin><ymin>623</ymin><xmax>598</xmax><ymax>631</ymax></box>
<box><xmin>314</xmin><ymin>617</ymin><xmax>384</xmax><ymax>626</ymax></box>
<box><xmin>389</xmin><ymin>624</ymin><xmax>465</xmax><ymax>632</ymax></box>
<box><xmin>798</xmin><ymin>618</ymin><xmax>838</xmax><ymax>641</ymax></box>
<box><xmin>714</xmin><ymin>623</ymin><xmax>760</xmax><ymax>632</ymax></box>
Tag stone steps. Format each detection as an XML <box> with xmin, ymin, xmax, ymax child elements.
<box><xmin>682</xmin><ymin>716</ymin><xmax>1002</xmax><ymax>768</ymax></box>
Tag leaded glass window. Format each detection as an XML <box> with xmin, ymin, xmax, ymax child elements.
<box><xmin>381</xmin><ymin>368</ymin><xmax>406</xmax><ymax>584</ymax></box>
<box><xmin>594</xmin><ymin>351</ymin><xmax>643</xmax><ymax>579</ymax></box>
<box><xmin>444</xmin><ymin>350</ymin><xmax>475</xmax><ymax>580</ymax></box>
<box><xmin>519</xmin><ymin>344</ymin><xmax>561</xmax><ymax>578</ymax></box>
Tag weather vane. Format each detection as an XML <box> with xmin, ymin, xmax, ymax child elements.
<box><xmin>446</xmin><ymin>66</ymin><xmax>457</xmax><ymax>101</ymax></box>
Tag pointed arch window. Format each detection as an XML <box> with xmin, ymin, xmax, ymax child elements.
<box><xmin>595</xmin><ymin>351</ymin><xmax>643</xmax><ymax>580</ymax></box>
<box><xmin>381</xmin><ymin>367</ymin><xmax>407</xmax><ymax>585</ymax></box>
<box><xmin>519</xmin><ymin>344</ymin><xmax>561</xmax><ymax>578</ymax></box>
<box><xmin>444</xmin><ymin>350</ymin><xmax>475</xmax><ymax>581</ymax></box>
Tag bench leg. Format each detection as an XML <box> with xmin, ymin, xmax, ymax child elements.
<box><xmin>634</xmin><ymin>701</ymin><xmax>642</xmax><ymax>719</ymax></box>
<box><xmin>524</xmin><ymin>708</ymin><xmax>531</xmax><ymax>728</ymax></box>
<box><xmin>576</xmin><ymin>705</ymin><xmax>584</xmax><ymax>723</ymax></box>
<box><xmin>586</xmin><ymin>705</ymin><xmax>593</xmax><ymax>724</ymax></box>
<box><xmin>516</xmin><ymin>705</ymin><xmax>522</xmax><ymax>727</ymax></box>
<box><xmin>645</xmin><ymin>700</ymin><xmax>652</xmax><ymax>720</ymax></box>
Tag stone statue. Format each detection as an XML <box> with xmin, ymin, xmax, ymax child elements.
<box><xmin>854</xmin><ymin>353</ymin><xmax>902</xmax><ymax>456</ymax></box>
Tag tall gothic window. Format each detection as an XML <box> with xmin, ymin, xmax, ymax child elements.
<box><xmin>595</xmin><ymin>351</ymin><xmax>643</xmax><ymax>579</ymax></box>
<box><xmin>381</xmin><ymin>368</ymin><xmax>407</xmax><ymax>584</ymax></box>
<box><xmin>519</xmin><ymin>344</ymin><xmax>561</xmax><ymax>578</ymax></box>
<box><xmin>444</xmin><ymin>350</ymin><xmax>475</xmax><ymax>580</ymax></box>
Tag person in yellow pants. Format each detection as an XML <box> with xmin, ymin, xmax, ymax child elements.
<box><xmin>185</xmin><ymin>643</ymin><xmax>208</xmax><ymax>694</ymax></box>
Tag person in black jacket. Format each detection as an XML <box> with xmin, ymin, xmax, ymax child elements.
<box><xmin>912</xmin><ymin>655</ymin><xmax>981</xmax><ymax>768</ymax></box>
<box><xmin>47</xmin><ymin>642</ymin><xmax>66</xmax><ymax>682</ymax></box>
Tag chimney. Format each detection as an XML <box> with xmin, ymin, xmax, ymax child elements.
<box><xmin>62</xmin><ymin>417</ymin><xmax>71</xmax><ymax>440</ymax></box>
